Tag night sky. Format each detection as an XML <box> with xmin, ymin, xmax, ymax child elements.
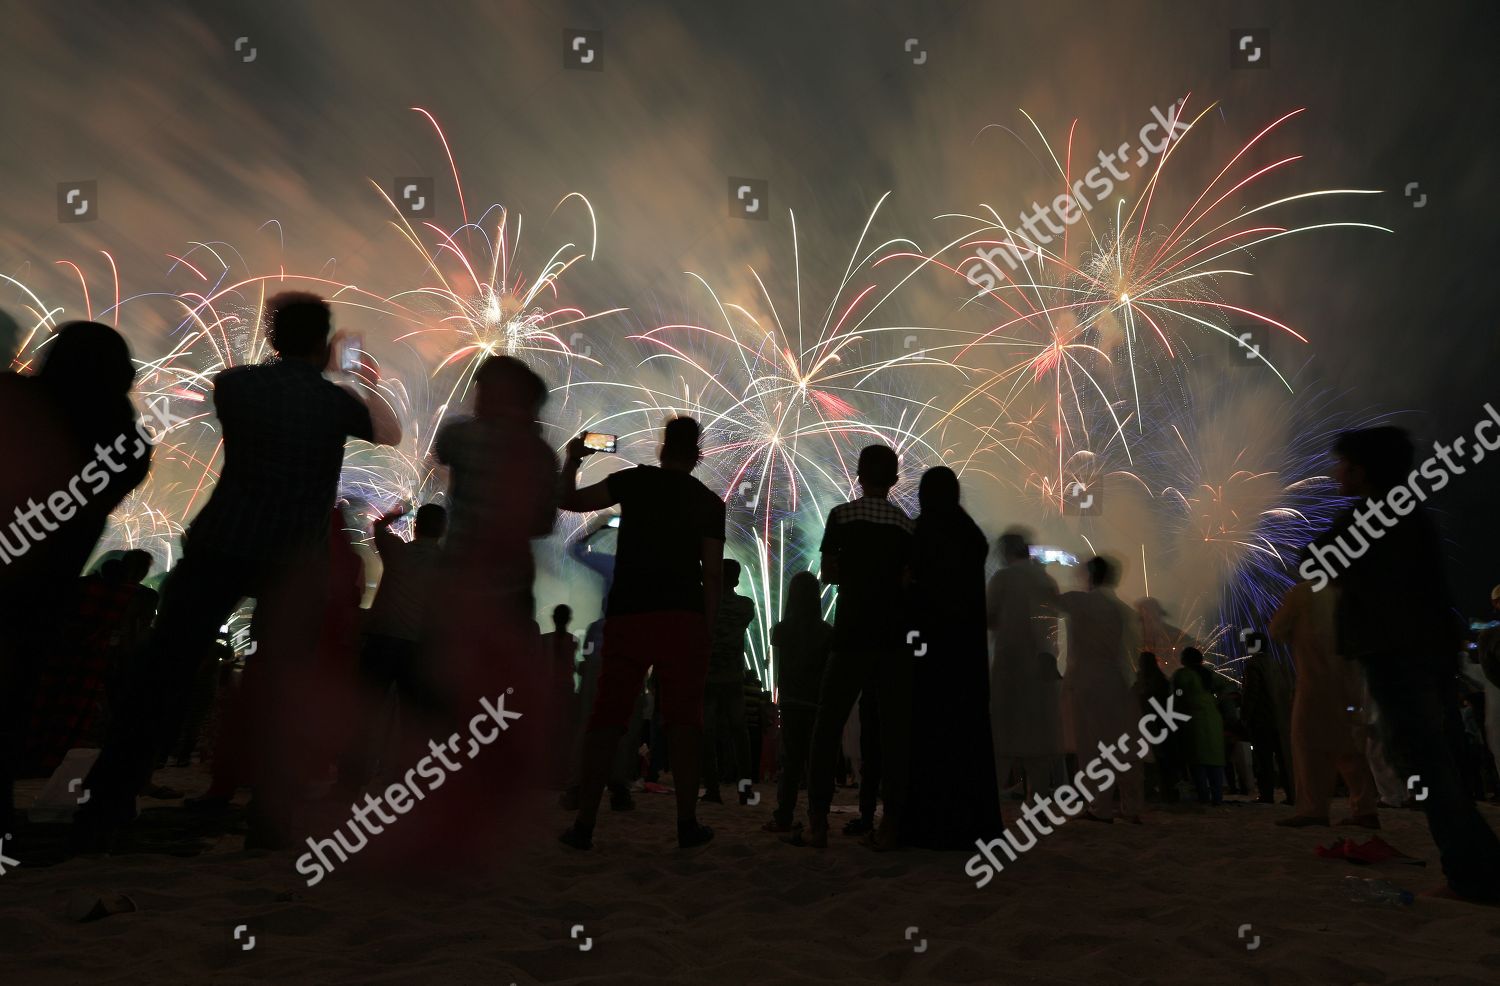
<box><xmin>3</xmin><ymin>0</ymin><xmax>1496</xmax><ymax>616</ymax></box>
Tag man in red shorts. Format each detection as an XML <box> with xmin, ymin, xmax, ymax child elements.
<box><xmin>558</xmin><ymin>417</ymin><xmax>724</xmax><ymax>849</ymax></box>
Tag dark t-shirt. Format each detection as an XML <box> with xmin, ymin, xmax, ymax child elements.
<box><xmin>820</xmin><ymin>496</ymin><xmax>915</xmax><ymax>650</ymax></box>
<box><xmin>604</xmin><ymin>465</ymin><xmax>726</xmax><ymax>616</ymax></box>
<box><xmin>190</xmin><ymin>360</ymin><xmax>373</xmax><ymax>560</ymax></box>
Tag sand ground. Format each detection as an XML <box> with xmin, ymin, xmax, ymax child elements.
<box><xmin>4</xmin><ymin>767</ymin><xmax>1499</xmax><ymax>985</ymax></box>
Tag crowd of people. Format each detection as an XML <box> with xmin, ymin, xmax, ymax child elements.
<box><xmin>2</xmin><ymin>292</ymin><xmax>1498</xmax><ymax>903</ymax></box>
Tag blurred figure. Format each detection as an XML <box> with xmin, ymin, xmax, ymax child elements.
<box><xmin>559</xmin><ymin>608</ymin><xmax>639</xmax><ymax>813</ymax></box>
<box><xmin>1058</xmin><ymin>556</ymin><xmax>1144</xmax><ymax>823</ymax></box>
<box><xmin>987</xmin><ymin>529</ymin><xmax>1063</xmax><ymax>801</ymax></box>
<box><xmin>1318</xmin><ymin>426</ymin><xmax>1500</xmax><ymax>901</ymax></box>
<box><xmin>902</xmin><ymin>467</ymin><xmax>1003</xmax><ymax>849</ymax></box>
<box><xmin>364</xmin><ymin>503</ymin><xmax>446</xmax><ymax>700</ymax></box>
<box><xmin>701</xmin><ymin>559</ymin><xmax>755</xmax><ymax>804</ymax></box>
<box><xmin>763</xmin><ymin>571</ymin><xmax>833</xmax><ymax>833</ymax></box>
<box><xmin>22</xmin><ymin>553</ymin><xmax>154</xmax><ymax>777</ymax></box>
<box><xmin>433</xmin><ymin>356</ymin><xmax>556</xmax><ymax>625</ymax></box>
<box><xmin>343</xmin><ymin>502</ymin><xmax>448</xmax><ymax>787</ymax></box>
<box><xmin>1242</xmin><ymin>645</ymin><xmax>1296</xmax><ymax>805</ymax></box>
<box><xmin>1</xmin><ymin>321</ymin><xmax>151</xmax><ymax>827</ymax></box>
<box><xmin>1174</xmin><ymin>648</ymin><xmax>1227</xmax><ymax>805</ymax></box>
<box><xmin>1133</xmin><ymin>651</ymin><xmax>1179</xmax><ymax>801</ymax></box>
<box><xmin>1136</xmin><ymin>598</ymin><xmax>1198</xmax><ymax>670</ymax></box>
<box><xmin>1270</xmin><ymin>561</ymin><xmax>1379</xmax><ymax>828</ymax></box>
<box><xmin>796</xmin><ymin>444</ymin><xmax>914</xmax><ymax>850</ymax></box>
<box><xmin>558</xmin><ymin>416</ymin><xmax>724</xmax><ymax>850</ymax></box>
<box><xmin>77</xmin><ymin>295</ymin><xmax>397</xmax><ymax>842</ymax></box>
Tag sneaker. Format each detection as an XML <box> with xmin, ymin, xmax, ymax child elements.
<box><xmin>700</xmin><ymin>790</ymin><xmax>724</xmax><ymax>804</ymax></box>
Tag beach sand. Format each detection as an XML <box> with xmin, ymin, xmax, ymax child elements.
<box><xmin>5</xmin><ymin>767</ymin><xmax>1499</xmax><ymax>985</ymax></box>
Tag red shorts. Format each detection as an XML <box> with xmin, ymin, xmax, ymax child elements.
<box><xmin>588</xmin><ymin>611</ymin><xmax>709</xmax><ymax>730</ymax></box>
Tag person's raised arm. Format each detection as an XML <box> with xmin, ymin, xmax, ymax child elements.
<box><xmin>372</xmin><ymin>503</ymin><xmax>407</xmax><ymax>557</ymax></box>
<box><xmin>336</xmin><ymin>335</ymin><xmax>401</xmax><ymax>446</ymax></box>
<box><xmin>560</xmin><ymin>433</ymin><xmax>618</xmax><ymax>512</ymax></box>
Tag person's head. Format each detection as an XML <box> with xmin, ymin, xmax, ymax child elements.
<box><xmin>784</xmin><ymin>570</ymin><xmax>822</xmax><ymax>624</ymax></box>
<box><xmin>552</xmin><ymin>604</ymin><xmax>572</xmax><ymax>631</ymax></box>
<box><xmin>659</xmin><ymin>416</ymin><xmax>701</xmax><ymax>470</ymax></box>
<box><xmin>998</xmin><ymin>527</ymin><xmax>1032</xmax><ymax>564</ymax></box>
<box><xmin>1137</xmin><ymin>651</ymin><xmax>1159</xmax><ymax>674</ymax></box>
<box><xmin>1085</xmin><ymin>554</ymin><xmax>1117</xmax><ymax>589</ymax></box>
<box><xmin>265</xmin><ymin>292</ymin><xmax>333</xmax><ymax>363</ymax></box>
<box><xmin>413</xmin><ymin>503</ymin><xmax>448</xmax><ymax>539</ymax></box>
<box><xmin>1181</xmin><ymin>645</ymin><xmax>1205</xmax><ymax>668</ymax></box>
<box><xmin>120</xmin><ymin>549</ymin><xmax>152</xmax><ymax>584</ymax></box>
<box><xmin>473</xmin><ymin>355</ymin><xmax>547</xmax><ymax>422</ymax></box>
<box><xmin>98</xmin><ymin>557</ymin><xmax>123</xmax><ymax>583</ymax></box>
<box><xmin>918</xmin><ymin>465</ymin><xmax>961</xmax><ymax>515</ymax></box>
<box><xmin>723</xmin><ymin>558</ymin><xmax>742</xmax><ymax>590</ymax></box>
<box><xmin>856</xmin><ymin>443</ymin><xmax>899</xmax><ymax>497</ymax></box>
<box><xmin>38</xmin><ymin>321</ymin><xmax>136</xmax><ymax>396</ymax></box>
<box><xmin>1332</xmin><ymin>426</ymin><xmax>1415</xmax><ymax>497</ymax></box>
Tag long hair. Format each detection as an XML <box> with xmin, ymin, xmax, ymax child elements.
<box><xmin>782</xmin><ymin>570</ymin><xmax>823</xmax><ymax>626</ymax></box>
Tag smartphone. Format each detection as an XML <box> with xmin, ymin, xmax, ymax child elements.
<box><xmin>583</xmin><ymin>432</ymin><xmax>618</xmax><ymax>453</ymax></box>
<box><xmin>339</xmin><ymin>334</ymin><xmax>364</xmax><ymax>373</ymax></box>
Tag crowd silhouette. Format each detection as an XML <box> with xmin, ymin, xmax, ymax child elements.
<box><xmin>2</xmin><ymin>292</ymin><xmax>1499</xmax><ymax>904</ymax></box>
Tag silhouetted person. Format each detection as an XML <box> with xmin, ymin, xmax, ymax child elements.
<box><xmin>1</xmin><ymin>321</ymin><xmax>151</xmax><ymax>826</ymax></box>
<box><xmin>1242</xmin><ymin>646</ymin><xmax>1295</xmax><ymax>805</ymax></box>
<box><xmin>1133</xmin><ymin>651</ymin><xmax>1178</xmax><ymax>801</ymax></box>
<box><xmin>1174</xmin><ymin>647</ymin><xmax>1226</xmax><ymax>805</ymax></box>
<box><xmin>902</xmin><ymin>467</ymin><xmax>1003</xmax><ymax>849</ymax></box>
<box><xmin>1317</xmin><ymin>426</ymin><xmax>1500</xmax><ymax>901</ymax></box>
<box><xmin>795</xmin><ymin>444</ymin><xmax>914</xmax><ymax>850</ymax></box>
<box><xmin>1058</xmin><ymin>555</ymin><xmax>1145</xmax><ymax>823</ymax></box>
<box><xmin>987</xmin><ymin>529</ymin><xmax>1063</xmax><ymax>800</ymax></box>
<box><xmin>433</xmin><ymin>355</ymin><xmax>556</xmax><ymax>626</ymax></box>
<box><xmin>363</xmin><ymin>503</ymin><xmax>446</xmax><ymax>708</ymax></box>
<box><xmin>701</xmin><ymin>558</ymin><xmax>755</xmax><ymax>804</ymax></box>
<box><xmin>77</xmin><ymin>294</ymin><xmax>398</xmax><ymax>841</ymax></box>
<box><xmin>540</xmin><ymin>603</ymin><xmax>580</xmax><ymax>785</ymax></box>
<box><xmin>342</xmin><ymin>503</ymin><xmax>447</xmax><ymax>786</ymax></box>
<box><xmin>763</xmin><ymin>571</ymin><xmax>832</xmax><ymax>832</ymax></box>
<box><xmin>558</xmin><ymin>416</ymin><xmax>724</xmax><ymax>850</ymax></box>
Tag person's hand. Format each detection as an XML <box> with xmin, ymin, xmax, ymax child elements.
<box><xmin>565</xmin><ymin>432</ymin><xmax>596</xmax><ymax>463</ymax></box>
<box><xmin>376</xmin><ymin>501</ymin><xmax>410</xmax><ymax>527</ymax></box>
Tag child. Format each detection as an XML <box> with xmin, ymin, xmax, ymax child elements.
<box><xmin>1173</xmin><ymin>647</ymin><xmax>1226</xmax><ymax>805</ymax></box>
<box><xmin>763</xmin><ymin>572</ymin><xmax>833</xmax><ymax>832</ymax></box>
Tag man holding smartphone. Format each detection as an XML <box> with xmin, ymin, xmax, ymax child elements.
<box><xmin>557</xmin><ymin>416</ymin><xmax>725</xmax><ymax>850</ymax></box>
